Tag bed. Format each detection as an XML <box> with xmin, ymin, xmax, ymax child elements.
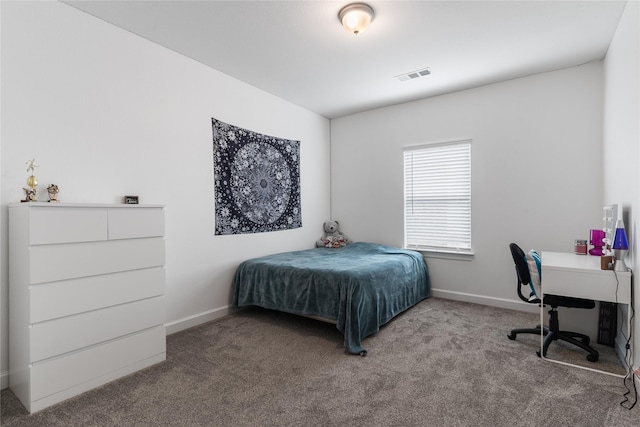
<box><xmin>232</xmin><ymin>242</ymin><xmax>431</xmax><ymax>355</ymax></box>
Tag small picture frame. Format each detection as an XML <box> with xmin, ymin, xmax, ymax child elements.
<box><xmin>124</xmin><ymin>195</ymin><xmax>139</xmax><ymax>205</ymax></box>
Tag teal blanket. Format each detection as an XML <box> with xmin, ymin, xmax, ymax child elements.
<box><xmin>232</xmin><ymin>242</ymin><xmax>431</xmax><ymax>355</ymax></box>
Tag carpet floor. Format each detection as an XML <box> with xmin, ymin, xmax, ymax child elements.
<box><xmin>1</xmin><ymin>297</ymin><xmax>638</xmax><ymax>426</ymax></box>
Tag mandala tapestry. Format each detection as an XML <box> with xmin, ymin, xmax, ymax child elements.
<box><xmin>212</xmin><ymin>118</ymin><xmax>301</xmax><ymax>235</ymax></box>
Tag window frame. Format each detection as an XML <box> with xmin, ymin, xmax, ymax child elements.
<box><xmin>403</xmin><ymin>139</ymin><xmax>473</xmax><ymax>259</ymax></box>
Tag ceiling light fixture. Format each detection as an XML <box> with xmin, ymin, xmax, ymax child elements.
<box><xmin>338</xmin><ymin>3</ymin><xmax>375</xmax><ymax>35</ymax></box>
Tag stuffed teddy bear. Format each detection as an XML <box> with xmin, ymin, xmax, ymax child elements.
<box><xmin>316</xmin><ymin>220</ymin><xmax>350</xmax><ymax>248</ymax></box>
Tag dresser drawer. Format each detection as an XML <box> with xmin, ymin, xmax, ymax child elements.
<box><xmin>30</xmin><ymin>326</ymin><xmax>165</xmax><ymax>402</ymax></box>
<box><xmin>29</xmin><ymin>238</ymin><xmax>165</xmax><ymax>284</ymax></box>
<box><xmin>30</xmin><ymin>267</ymin><xmax>165</xmax><ymax>323</ymax></box>
<box><xmin>108</xmin><ymin>207</ymin><xmax>164</xmax><ymax>239</ymax></box>
<box><xmin>30</xmin><ymin>296</ymin><xmax>165</xmax><ymax>362</ymax></box>
<box><xmin>29</xmin><ymin>207</ymin><xmax>107</xmax><ymax>245</ymax></box>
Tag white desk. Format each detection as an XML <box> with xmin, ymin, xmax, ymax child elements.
<box><xmin>541</xmin><ymin>251</ymin><xmax>632</xmax><ymax>377</ymax></box>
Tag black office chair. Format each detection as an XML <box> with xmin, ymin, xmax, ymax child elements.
<box><xmin>506</xmin><ymin>243</ymin><xmax>599</xmax><ymax>362</ymax></box>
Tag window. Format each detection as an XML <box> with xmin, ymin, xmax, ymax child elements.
<box><xmin>403</xmin><ymin>139</ymin><xmax>472</xmax><ymax>254</ymax></box>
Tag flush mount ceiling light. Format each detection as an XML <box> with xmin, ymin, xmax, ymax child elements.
<box><xmin>338</xmin><ymin>3</ymin><xmax>375</xmax><ymax>35</ymax></box>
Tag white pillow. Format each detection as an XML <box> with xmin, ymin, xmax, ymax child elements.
<box><xmin>524</xmin><ymin>250</ymin><xmax>541</xmax><ymax>300</ymax></box>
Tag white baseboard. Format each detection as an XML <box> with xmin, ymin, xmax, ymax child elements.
<box><xmin>163</xmin><ymin>291</ymin><xmax>532</xmax><ymax>338</ymax></box>
<box><xmin>1</xmin><ymin>370</ymin><xmax>8</xmax><ymax>390</ymax></box>
<box><xmin>164</xmin><ymin>305</ymin><xmax>233</xmax><ymax>336</ymax></box>
<box><xmin>431</xmin><ymin>288</ymin><xmax>539</xmax><ymax>314</ymax></box>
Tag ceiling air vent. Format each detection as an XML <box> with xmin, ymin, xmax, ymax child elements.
<box><xmin>395</xmin><ymin>68</ymin><xmax>431</xmax><ymax>82</ymax></box>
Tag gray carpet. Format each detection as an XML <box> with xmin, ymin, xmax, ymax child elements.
<box><xmin>1</xmin><ymin>298</ymin><xmax>638</xmax><ymax>426</ymax></box>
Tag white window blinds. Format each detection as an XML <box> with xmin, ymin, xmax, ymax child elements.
<box><xmin>403</xmin><ymin>140</ymin><xmax>472</xmax><ymax>253</ymax></box>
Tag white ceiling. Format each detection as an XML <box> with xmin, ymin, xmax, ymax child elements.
<box><xmin>64</xmin><ymin>0</ymin><xmax>627</xmax><ymax>119</ymax></box>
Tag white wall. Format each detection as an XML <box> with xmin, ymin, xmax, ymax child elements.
<box><xmin>0</xmin><ymin>1</ymin><xmax>331</xmax><ymax>388</ymax></box>
<box><xmin>331</xmin><ymin>64</ymin><xmax>605</xmax><ymax>327</ymax></box>
<box><xmin>2</xmin><ymin>0</ymin><xmax>634</xmax><ymax>391</ymax></box>
<box><xmin>603</xmin><ymin>0</ymin><xmax>640</xmax><ymax>376</ymax></box>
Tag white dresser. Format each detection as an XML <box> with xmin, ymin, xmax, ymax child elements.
<box><xmin>9</xmin><ymin>203</ymin><xmax>166</xmax><ymax>413</ymax></box>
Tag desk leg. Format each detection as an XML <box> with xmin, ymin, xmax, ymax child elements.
<box><xmin>539</xmin><ymin>292</ymin><xmax>627</xmax><ymax>378</ymax></box>
<box><xmin>540</xmin><ymin>296</ymin><xmax>545</xmax><ymax>357</ymax></box>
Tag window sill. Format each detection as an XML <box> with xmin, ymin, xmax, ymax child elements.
<box><xmin>408</xmin><ymin>248</ymin><xmax>475</xmax><ymax>261</ymax></box>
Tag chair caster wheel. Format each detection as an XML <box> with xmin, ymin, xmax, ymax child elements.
<box><xmin>586</xmin><ymin>354</ymin><xmax>599</xmax><ymax>363</ymax></box>
<box><xmin>507</xmin><ymin>333</ymin><xmax>516</xmax><ymax>340</ymax></box>
<box><xmin>536</xmin><ymin>350</ymin><xmax>542</xmax><ymax>358</ymax></box>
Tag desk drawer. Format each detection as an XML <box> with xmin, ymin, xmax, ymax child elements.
<box><xmin>542</xmin><ymin>268</ymin><xmax>631</xmax><ymax>304</ymax></box>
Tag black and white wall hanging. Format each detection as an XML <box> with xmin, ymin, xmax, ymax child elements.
<box><xmin>212</xmin><ymin>118</ymin><xmax>301</xmax><ymax>235</ymax></box>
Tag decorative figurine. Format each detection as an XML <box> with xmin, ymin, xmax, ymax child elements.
<box><xmin>47</xmin><ymin>184</ymin><xmax>60</xmax><ymax>203</ymax></box>
<box><xmin>22</xmin><ymin>188</ymin><xmax>36</xmax><ymax>202</ymax></box>
<box><xmin>22</xmin><ymin>159</ymin><xmax>39</xmax><ymax>202</ymax></box>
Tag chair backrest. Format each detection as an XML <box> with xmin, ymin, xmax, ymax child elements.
<box><xmin>509</xmin><ymin>243</ymin><xmax>536</xmax><ymax>303</ymax></box>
